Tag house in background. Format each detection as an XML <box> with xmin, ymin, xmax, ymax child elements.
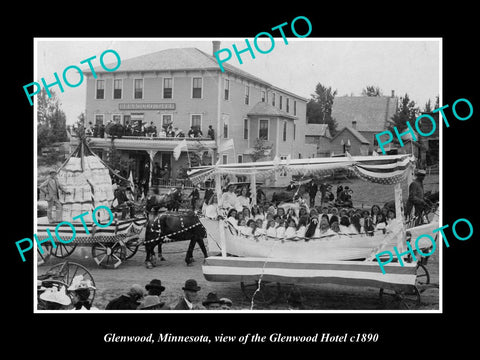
<box><xmin>331</xmin><ymin>92</ymin><xmax>398</xmax><ymax>154</ymax></box>
<box><xmin>330</xmin><ymin>126</ymin><xmax>370</xmax><ymax>156</ymax></box>
<box><xmin>305</xmin><ymin>123</ymin><xmax>332</xmax><ymax>157</ymax></box>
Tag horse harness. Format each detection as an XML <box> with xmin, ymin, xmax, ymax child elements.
<box><xmin>144</xmin><ymin>215</ymin><xmax>202</xmax><ymax>244</ymax></box>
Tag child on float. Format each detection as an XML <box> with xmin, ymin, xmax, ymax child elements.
<box><xmin>276</xmin><ymin>218</ymin><xmax>286</xmax><ymax>238</ymax></box>
<box><xmin>254</xmin><ymin>218</ymin><xmax>266</xmax><ymax>236</ymax></box>
<box><xmin>238</xmin><ymin>218</ymin><xmax>248</xmax><ymax>235</ymax></box>
<box><xmin>296</xmin><ymin>215</ymin><xmax>308</xmax><ymax>238</ymax></box>
<box><xmin>266</xmin><ymin>219</ymin><xmax>277</xmax><ymax>238</ymax></box>
<box><xmin>226</xmin><ymin>208</ymin><xmax>238</xmax><ymax>227</ymax></box>
<box><xmin>242</xmin><ymin>219</ymin><xmax>256</xmax><ymax>236</ymax></box>
<box><xmin>284</xmin><ymin>217</ymin><xmax>298</xmax><ymax>239</ymax></box>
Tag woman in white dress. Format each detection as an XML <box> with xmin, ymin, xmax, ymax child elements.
<box><xmin>236</xmin><ymin>186</ymin><xmax>251</xmax><ymax>212</ymax></box>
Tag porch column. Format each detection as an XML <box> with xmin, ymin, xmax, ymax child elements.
<box><xmin>146</xmin><ymin>150</ymin><xmax>158</xmax><ymax>188</ymax></box>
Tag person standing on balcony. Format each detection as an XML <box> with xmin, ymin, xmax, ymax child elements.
<box><xmin>207</xmin><ymin>125</ymin><xmax>215</xmax><ymax>140</ymax></box>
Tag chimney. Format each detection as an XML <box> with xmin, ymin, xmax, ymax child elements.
<box><xmin>212</xmin><ymin>41</ymin><xmax>221</xmax><ymax>56</ymax></box>
<box><xmin>391</xmin><ymin>90</ymin><xmax>395</xmax><ymax>98</ymax></box>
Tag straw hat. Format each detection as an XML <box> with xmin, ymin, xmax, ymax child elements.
<box><xmin>39</xmin><ymin>286</ymin><xmax>71</xmax><ymax>306</ymax></box>
<box><xmin>67</xmin><ymin>275</ymin><xmax>96</xmax><ymax>291</ymax></box>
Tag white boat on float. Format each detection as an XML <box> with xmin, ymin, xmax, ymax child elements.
<box><xmin>200</xmin><ymin>216</ymin><xmax>438</xmax><ymax>262</ymax></box>
<box><xmin>189</xmin><ymin>154</ymin><xmax>438</xmax><ymax>262</ymax></box>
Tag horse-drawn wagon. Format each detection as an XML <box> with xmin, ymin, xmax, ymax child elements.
<box><xmin>37</xmin><ymin>138</ymin><xmax>147</xmax><ymax>269</ymax></box>
<box><xmin>189</xmin><ymin>154</ymin><xmax>439</xmax><ymax>309</ymax></box>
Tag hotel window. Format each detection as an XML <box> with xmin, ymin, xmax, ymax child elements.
<box><xmin>223</xmin><ymin>122</ymin><xmax>229</xmax><ymax>138</ymax></box>
<box><xmin>96</xmin><ymin>80</ymin><xmax>105</xmax><ymax>99</ymax></box>
<box><xmin>279</xmin><ymin>95</ymin><xmax>283</xmax><ymax>110</ymax></box>
<box><xmin>293</xmin><ymin>123</ymin><xmax>296</xmax><ymax>140</ymax></box>
<box><xmin>298</xmin><ymin>153</ymin><xmax>302</xmax><ymax>159</ymax></box>
<box><xmin>245</xmin><ymin>85</ymin><xmax>250</xmax><ymax>105</ymax></box>
<box><xmin>224</xmin><ymin>79</ymin><xmax>229</xmax><ymax>100</ymax></box>
<box><xmin>192</xmin><ymin>77</ymin><xmax>202</xmax><ymax>98</ymax></box>
<box><xmin>243</xmin><ymin>118</ymin><xmax>248</xmax><ymax>140</ymax></box>
<box><xmin>191</xmin><ymin>114</ymin><xmax>202</xmax><ymax>131</ymax></box>
<box><xmin>134</xmin><ymin>79</ymin><xmax>143</xmax><ymax>99</ymax></box>
<box><xmin>162</xmin><ymin>114</ymin><xmax>173</xmax><ymax>129</ymax></box>
<box><xmin>237</xmin><ymin>155</ymin><xmax>243</xmax><ymax>163</ymax></box>
<box><xmin>112</xmin><ymin>114</ymin><xmax>122</xmax><ymax>123</ymax></box>
<box><xmin>294</xmin><ymin>100</ymin><xmax>297</xmax><ymax>115</ymax></box>
<box><xmin>286</xmin><ymin>98</ymin><xmax>290</xmax><ymax>113</ymax></box>
<box><xmin>259</xmin><ymin>119</ymin><xmax>269</xmax><ymax>140</ymax></box>
<box><xmin>113</xmin><ymin>79</ymin><xmax>122</xmax><ymax>99</ymax></box>
<box><xmin>222</xmin><ymin>154</ymin><xmax>228</xmax><ymax>164</ymax></box>
<box><xmin>94</xmin><ymin>114</ymin><xmax>104</xmax><ymax>125</ymax></box>
<box><xmin>163</xmin><ymin>78</ymin><xmax>172</xmax><ymax>99</ymax></box>
<box><xmin>272</xmin><ymin>92</ymin><xmax>276</xmax><ymax>106</ymax></box>
<box><xmin>261</xmin><ymin>90</ymin><xmax>266</xmax><ymax>102</ymax></box>
<box><xmin>283</xmin><ymin>121</ymin><xmax>287</xmax><ymax>141</ymax></box>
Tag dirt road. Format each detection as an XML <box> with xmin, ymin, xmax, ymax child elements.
<box><xmin>37</xmin><ymin>238</ymin><xmax>440</xmax><ymax>311</ymax></box>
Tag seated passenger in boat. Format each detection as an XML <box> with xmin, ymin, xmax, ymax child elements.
<box><xmin>237</xmin><ymin>218</ymin><xmax>248</xmax><ymax>235</ymax></box>
<box><xmin>276</xmin><ymin>219</ymin><xmax>286</xmax><ymax>238</ymax></box>
<box><xmin>350</xmin><ymin>213</ymin><xmax>362</xmax><ymax>234</ymax></box>
<box><xmin>241</xmin><ymin>206</ymin><xmax>252</xmax><ymax>221</ymax></box>
<box><xmin>220</xmin><ymin>184</ymin><xmax>238</xmax><ymax>210</ymax></box>
<box><xmin>339</xmin><ymin>215</ymin><xmax>351</xmax><ymax>234</ymax></box>
<box><xmin>254</xmin><ymin>219</ymin><xmax>266</xmax><ymax>236</ymax></box>
<box><xmin>298</xmin><ymin>206</ymin><xmax>309</xmax><ymax>221</ymax></box>
<box><xmin>251</xmin><ymin>205</ymin><xmax>265</xmax><ymax>220</ymax></box>
<box><xmin>227</xmin><ymin>208</ymin><xmax>238</xmax><ymax>226</ymax></box>
<box><xmin>236</xmin><ymin>187</ymin><xmax>251</xmax><ymax>212</ymax></box>
<box><xmin>276</xmin><ymin>207</ymin><xmax>286</xmax><ymax>220</ymax></box>
<box><xmin>266</xmin><ymin>219</ymin><xmax>277</xmax><ymax>237</ymax></box>
<box><xmin>330</xmin><ymin>218</ymin><xmax>340</xmax><ymax>233</ymax></box>
<box><xmin>286</xmin><ymin>208</ymin><xmax>298</xmax><ymax>225</ymax></box>
<box><xmin>370</xmin><ymin>204</ymin><xmax>381</xmax><ymax>225</ymax></box>
<box><xmin>242</xmin><ymin>219</ymin><xmax>256</xmax><ymax>236</ymax></box>
<box><xmin>296</xmin><ymin>215</ymin><xmax>308</xmax><ymax>238</ymax></box>
<box><xmin>318</xmin><ymin>216</ymin><xmax>337</xmax><ymax>237</ymax></box>
<box><xmin>264</xmin><ymin>212</ymin><xmax>274</xmax><ymax>228</ymax></box>
<box><xmin>285</xmin><ymin>218</ymin><xmax>298</xmax><ymax>239</ymax></box>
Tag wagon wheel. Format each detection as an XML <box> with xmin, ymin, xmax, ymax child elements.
<box><xmin>91</xmin><ymin>241</ymin><xmax>126</xmax><ymax>269</ymax></box>
<box><xmin>124</xmin><ymin>236</ymin><xmax>141</xmax><ymax>260</ymax></box>
<box><xmin>379</xmin><ymin>282</ymin><xmax>421</xmax><ymax>310</ymax></box>
<box><xmin>41</xmin><ymin>261</ymin><xmax>96</xmax><ymax>303</ymax></box>
<box><xmin>240</xmin><ymin>281</ymin><xmax>281</xmax><ymax>306</ymax></box>
<box><xmin>50</xmin><ymin>243</ymin><xmax>77</xmax><ymax>258</ymax></box>
<box><xmin>416</xmin><ymin>263</ymin><xmax>430</xmax><ymax>288</ymax></box>
<box><xmin>37</xmin><ymin>244</ymin><xmax>51</xmax><ymax>265</ymax></box>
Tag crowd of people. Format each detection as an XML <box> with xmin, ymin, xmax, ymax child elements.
<box><xmin>84</xmin><ymin>119</ymin><xmax>215</xmax><ymax>140</ymax></box>
<box><xmin>202</xmin><ymin>183</ymin><xmax>398</xmax><ymax>240</ymax></box>
<box><xmin>37</xmin><ymin>277</ymin><xmax>233</xmax><ymax>311</ymax></box>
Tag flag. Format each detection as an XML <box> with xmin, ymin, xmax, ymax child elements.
<box><xmin>173</xmin><ymin>139</ymin><xmax>188</xmax><ymax>161</ymax></box>
<box><xmin>218</xmin><ymin>138</ymin><xmax>234</xmax><ymax>153</ymax></box>
<box><xmin>128</xmin><ymin>170</ymin><xmax>135</xmax><ymax>191</ymax></box>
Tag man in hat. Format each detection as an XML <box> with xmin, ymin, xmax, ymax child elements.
<box><xmin>220</xmin><ymin>298</ymin><xmax>233</xmax><ymax>310</ymax></box>
<box><xmin>138</xmin><ymin>295</ymin><xmax>167</xmax><ymax>310</ymax></box>
<box><xmin>145</xmin><ymin>279</ymin><xmax>165</xmax><ymax>296</ymax></box>
<box><xmin>105</xmin><ymin>284</ymin><xmax>145</xmax><ymax>310</ymax></box>
<box><xmin>407</xmin><ymin>169</ymin><xmax>427</xmax><ymax>220</ymax></box>
<box><xmin>174</xmin><ymin>279</ymin><xmax>202</xmax><ymax>310</ymax></box>
<box><xmin>39</xmin><ymin>170</ymin><xmax>71</xmax><ymax>222</ymax></box>
<box><xmin>188</xmin><ymin>184</ymin><xmax>201</xmax><ymax>211</ymax></box>
<box><xmin>202</xmin><ymin>292</ymin><xmax>223</xmax><ymax>310</ymax></box>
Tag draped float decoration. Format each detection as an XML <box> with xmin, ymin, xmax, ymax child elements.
<box><xmin>187</xmin><ymin>154</ymin><xmax>415</xmax><ymax>185</ymax></box>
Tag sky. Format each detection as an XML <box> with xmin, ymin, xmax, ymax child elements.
<box><xmin>34</xmin><ymin>38</ymin><xmax>441</xmax><ymax>125</ymax></box>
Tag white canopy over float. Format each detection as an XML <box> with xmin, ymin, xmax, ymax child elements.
<box><xmin>188</xmin><ymin>154</ymin><xmax>419</xmax><ymax>259</ymax></box>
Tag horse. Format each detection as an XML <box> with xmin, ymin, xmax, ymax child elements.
<box><xmin>144</xmin><ymin>210</ymin><xmax>207</xmax><ymax>267</ymax></box>
<box><xmin>146</xmin><ymin>188</ymin><xmax>183</xmax><ymax>212</ymax></box>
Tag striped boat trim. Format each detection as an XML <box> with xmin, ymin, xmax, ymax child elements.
<box><xmin>202</xmin><ymin>256</ymin><xmax>417</xmax><ymax>290</ymax></box>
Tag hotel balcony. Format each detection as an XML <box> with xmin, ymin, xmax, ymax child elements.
<box><xmin>70</xmin><ymin>135</ymin><xmax>217</xmax><ymax>152</ymax></box>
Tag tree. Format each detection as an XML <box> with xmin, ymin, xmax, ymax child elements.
<box><xmin>388</xmin><ymin>93</ymin><xmax>419</xmax><ymax>132</ymax></box>
<box><xmin>306</xmin><ymin>82</ymin><xmax>338</xmax><ymax>135</ymax></box>
<box><xmin>37</xmin><ymin>89</ymin><xmax>68</xmax><ymax>151</ymax></box>
<box><xmin>361</xmin><ymin>85</ymin><xmax>382</xmax><ymax>97</ymax></box>
<box><xmin>250</xmin><ymin>138</ymin><xmax>273</xmax><ymax>162</ymax></box>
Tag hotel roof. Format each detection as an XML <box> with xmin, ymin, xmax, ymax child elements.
<box><xmin>84</xmin><ymin>47</ymin><xmax>307</xmax><ymax>101</ymax></box>
<box><xmin>247</xmin><ymin>101</ymin><xmax>297</xmax><ymax>119</ymax></box>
